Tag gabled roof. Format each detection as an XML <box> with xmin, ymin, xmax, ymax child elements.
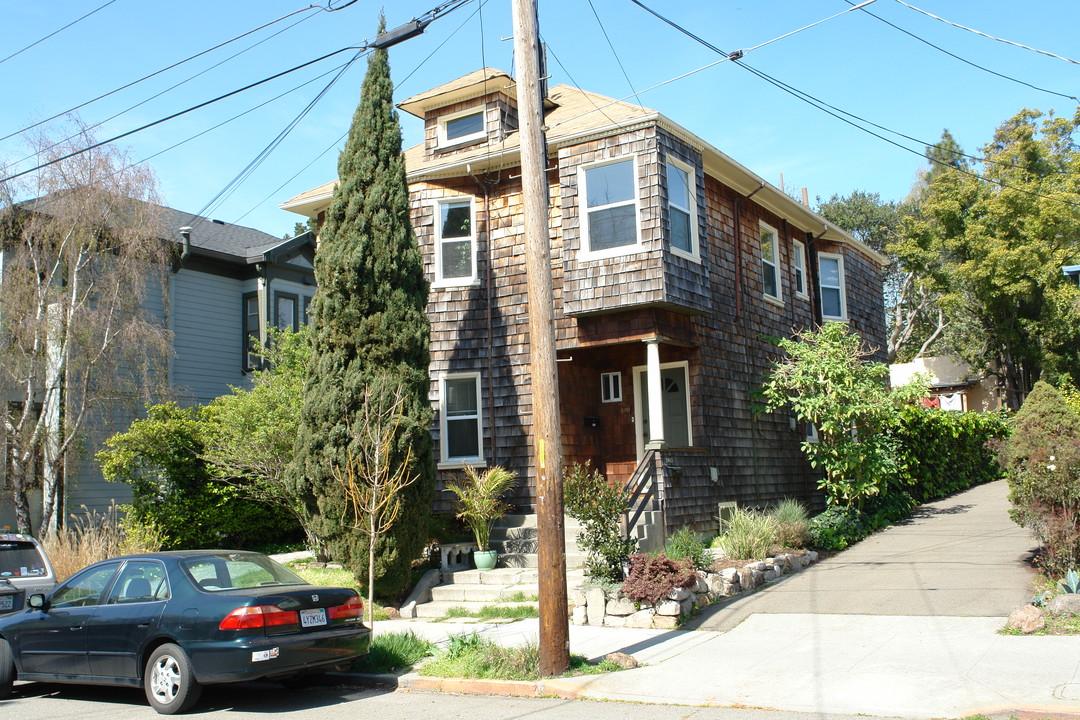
<box><xmin>160</xmin><ymin>206</ymin><xmax>286</xmax><ymax>262</ymax></box>
<box><xmin>281</xmin><ymin>70</ymin><xmax>888</xmax><ymax>266</ymax></box>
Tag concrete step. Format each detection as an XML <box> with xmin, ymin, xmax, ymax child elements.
<box><xmin>430</xmin><ymin>583</ymin><xmax>540</xmax><ymax>603</ymax></box>
<box><xmin>440</xmin><ymin>568</ymin><xmax>538</xmax><ymax>585</ymax></box>
<box><xmin>496</xmin><ymin>552</ymin><xmax>587</xmax><ymax>569</ymax></box>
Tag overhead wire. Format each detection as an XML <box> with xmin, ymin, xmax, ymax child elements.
<box><xmin>844</xmin><ymin>0</ymin><xmax>1078</xmax><ymax>104</ymax></box>
<box><xmin>586</xmin><ymin>0</ymin><xmax>643</xmax><ymax>107</ymax></box>
<box><xmin>627</xmin><ymin>0</ymin><xmax>1080</xmax><ymax>209</ymax></box>
<box><xmin>0</xmin><ymin>4</ymin><xmax>328</xmax><ymax>143</ymax></box>
<box><xmin>0</xmin><ymin>0</ymin><xmax>120</xmax><ymax>67</ymax></box>
<box><xmin>892</xmin><ymin>0</ymin><xmax>1080</xmax><ymax>67</ymax></box>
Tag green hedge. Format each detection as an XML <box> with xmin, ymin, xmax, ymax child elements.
<box><xmin>809</xmin><ymin>407</ymin><xmax>1009</xmax><ymax>550</ymax></box>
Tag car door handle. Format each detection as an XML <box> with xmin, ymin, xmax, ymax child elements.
<box><xmin>137</xmin><ymin>623</ymin><xmax>150</xmax><ymax>628</ymax></box>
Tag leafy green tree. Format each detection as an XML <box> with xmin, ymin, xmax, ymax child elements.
<box><xmin>285</xmin><ymin>33</ymin><xmax>435</xmax><ymax>595</ymax></box>
<box><xmin>761</xmin><ymin>322</ymin><xmax>927</xmax><ymax>506</ymax></box>
<box><xmin>894</xmin><ymin>110</ymin><xmax>1080</xmax><ymax>408</ymax></box>
<box><xmin>202</xmin><ymin>327</ymin><xmax>313</xmax><ymax>546</ymax></box>
<box><xmin>98</xmin><ymin>403</ymin><xmax>299</xmax><ymax>550</ymax></box>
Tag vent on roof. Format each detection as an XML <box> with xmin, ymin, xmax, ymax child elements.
<box><xmin>212</xmin><ymin>219</ymin><xmax>225</xmax><ymax>225</ymax></box>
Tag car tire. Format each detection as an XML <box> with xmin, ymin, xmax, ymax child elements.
<box><xmin>144</xmin><ymin>643</ymin><xmax>202</xmax><ymax>715</ymax></box>
<box><xmin>0</xmin><ymin>637</ymin><xmax>15</xmax><ymax>699</ymax></box>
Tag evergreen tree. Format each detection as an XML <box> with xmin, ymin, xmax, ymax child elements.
<box><xmin>286</xmin><ymin>34</ymin><xmax>434</xmax><ymax>594</ymax></box>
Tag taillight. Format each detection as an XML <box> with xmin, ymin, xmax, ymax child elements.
<box><xmin>328</xmin><ymin>596</ymin><xmax>364</xmax><ymax>621</ymax></box>
<box><xmin>218</xmin><ymin>605</ymin><xmax>299</xmax><ymax>630</ymax></box>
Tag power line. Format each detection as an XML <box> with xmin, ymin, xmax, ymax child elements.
<box><xmin>892</xmin><ymin>0</ymin><xmax>1080</xmax><ymax>67</ymax></box>
<box><xmin>628</xmin><ymin>0</ymin><xmax>1080</xmax><ymax>209</ymax></box>
<box><xmin>586</xmin><ymin>0</ymin><xmax>643</xmax><ymax>107</ymax></box>
<box><xmin>845</xmin><ymin>0</ymin><xmax>1078</xmax><ymax>104</ymax></box>
<box><xmin>0</xmin><ymin>0</ymin><xmax>120</xmax><ymax>67</ymax></box>
<box><xmin>0</xmin><ymin>4</ymin><xmax>326</xmax><ymax>143</ymax></box>
<box><xmin>0</xmin><ymin>47</ymin><xmax>362</xmax><ymax>185</ymax></box>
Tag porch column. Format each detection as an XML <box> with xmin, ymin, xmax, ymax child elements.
<box><xmin>645</xmin><ymin>339</ymin><xmax>667</xmax><ymax>449</ymax></box>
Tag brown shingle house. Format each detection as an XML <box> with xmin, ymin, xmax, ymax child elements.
<box><xmin>283</xmin><ymin>68</ymin><xmax>888</xmax><ymax>547</ymax></box>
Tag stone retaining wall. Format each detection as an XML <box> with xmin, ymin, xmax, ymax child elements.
<box><xmin>569</xmin><ymin>551</ymin><xmax>819</xmax><ymax>629</ymax></box>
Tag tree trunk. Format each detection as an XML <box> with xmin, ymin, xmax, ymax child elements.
<box><xmin>8</xmin><ymin>458</ymin><xmax>34</xmax><ymax>535</ymax></box>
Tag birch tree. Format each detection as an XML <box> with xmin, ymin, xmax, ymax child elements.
<box><xmin>1</xmin><ymin>127</ymin><xmax>170</xmax><ymax>534</ymax></box>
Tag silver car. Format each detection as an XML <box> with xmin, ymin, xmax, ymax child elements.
<box><xmin>0</xmin><ymin>534</ymin><xmax>56</xmax><ymax>616</ymax></box>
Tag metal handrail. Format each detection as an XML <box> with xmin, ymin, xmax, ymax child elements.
<box><xmin>624</xmin><ymin>450</ymin><xmax>659</xmax><ymax>541</ymax></box>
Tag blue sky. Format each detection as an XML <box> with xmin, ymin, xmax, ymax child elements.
<box><xmin>2</xmin><ymin>0</ymin><xmax>1077</xmax><ymax>238</ymax></box>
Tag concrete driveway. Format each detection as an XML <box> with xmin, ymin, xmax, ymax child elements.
<box><xmin>685</xmin><ymin>480</ymin><xmax>1038</xmax><ymax>631</ymax></box>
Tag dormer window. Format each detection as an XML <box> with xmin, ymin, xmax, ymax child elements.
<box><xmin>440</xmin><ymin>109</ymin><xmax>485</xmax><ymax>147</ymax></box>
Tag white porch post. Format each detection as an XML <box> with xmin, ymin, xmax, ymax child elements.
<box><xmin>645</xmin><ymin>339</ymin><xmax>667</xmax><ymax>449</ymax></box>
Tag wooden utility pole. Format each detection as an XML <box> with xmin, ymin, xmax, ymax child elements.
<box><xmin>512</xmin><ymin>0</ymin><xmax>569</xmax><ymax>676</ymax></box>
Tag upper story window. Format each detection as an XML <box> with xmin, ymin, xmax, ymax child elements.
<box><xmin>434</xmin><ymin>198</ymin><xmax>475</xmax><ymax>285</ymax></box>
<box><xmin>440</xmin><ymin>373</ymin><xmax>483</xmax><ymax>465</ymax></box>
<box><xmin>819</xmin><ymin>252</ymin><xmax>848</xmax><ymax>320</ymax></box>
<box><xmin>275</xmin><ymin>291</ymin><xmax>299</xmax><ymax>331</ymax></box>
<box><xmin>439</xmin><ymin>109</ymin><xmax>485</xmax><ymax>147</ymax></box>
<box><xmin>793</xmin><ymin>239</ymin><xmax>808</xmax><ymax>299</ymax></box>
<box><xmin>666</xmin><ymin>160</ymin><xmax>698</xmax><ymax>260</ymax></box>
<box><xmin>242</xmin><ymin>292</ymin><xmax>260</xmax><ymax>371</ymax></box>
<box><xmin>760</xmin><ymin>222</ymin><xmax>781</xmax><ymax>302</ymax></box>
<box><xmin>580</xmin><ymin>157</ymin><xmax>640</xmax><ymax>259</ymax></box>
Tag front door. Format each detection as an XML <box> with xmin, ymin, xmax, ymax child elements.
<box><xmin>634</xmin><ymin>363</ymin><xmax>691</xmax><ymax>458</ymax></box>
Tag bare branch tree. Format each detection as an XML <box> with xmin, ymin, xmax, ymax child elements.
<box><xmin>332</xmin><ymin>377</ymin><xmax>419</xmax><ymax>628</ymax></box>
<box><xmin>1</xmin><ymin>123</ymin><xmax>171</xmax><ymax>534</ymax></box>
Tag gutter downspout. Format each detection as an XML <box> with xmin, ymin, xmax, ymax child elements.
<box><xmin>734</xmin><ymin>183</ymin><xmax>766</xmax><ymax>319</ymax></box>
<box><xmin>471</xmin><ymin>167</ymin><xmax>499</xmax><ymax>466</ymax></box>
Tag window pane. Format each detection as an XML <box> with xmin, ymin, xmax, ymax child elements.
<box><xmin>446</xmin><ymin>112</ymin><xmax>483</xmax><ymax>140</ymax></box>
<box><xmin>822</xmin><ymin>287</ymin><xmax>842</xmax><ymax>318</ymax></box>
<box><xmin>276</xmin><ymin>296</ymin><xmax>296</xmax><ymax>330</ymax></box>
<box><xmin>441</xmin><ymin>240</ymin><xmax>472</xmax><ymax>279</ymax></box>
<box><xmin>441</xmin><ymin>203</ymin><xmax>471</xmax><ymax>239</ymax></box>
<box><xmin>820</xmin><ymin>257</ymin><xmax>840</xmax><ymax>286</ymax></box>
<box><xmin>667</xmin><ymin>163</ymin><xmax>689</xmax><ymax>206</ymax></box>
<box><xmin>762</xmin><ymin>259</ymin><xmax>778</xmax><ymax>297</ymax></box>
<box><xmin>52</xmin><ymin>564</ymin><xmax>119</xmax><ymax>608</ymax></box>
<box><xmin>447</xmin><ymin>418</ymin><xmax>479</xmax><ymax>458</ymax></box>
<box><xmin>446</xmin><ymin>377</ymin><xmax>477</xmax><ymax>415</ymax></box>
<box><xmin>588</xmin><ymin>205</ymin><xmax>637</xmax><ymax>251</ymax></box>
<box><xmin>760</xmin><ymin>228</ymin><xmax>775</xmax><ymax>262</ymax></box>
<box><xmin>585</xmin><ymin>161</ymin><xmax>634</xmax><ymax>208</ymax></box>
<box><xmin>671</xmin><ymin>207</ymin><xmax>691</xmax><ymax>252</ymax></box>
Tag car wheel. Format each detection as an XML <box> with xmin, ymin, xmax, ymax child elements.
<box><xmin>144</xmin><ymin>643</ymin><xmax>202</xmax><ymax>715</ymax></box>
<box><xmin>0</xmin><ymin>637</ymin><xmax>15</xmax><ymax>699</ymax></box>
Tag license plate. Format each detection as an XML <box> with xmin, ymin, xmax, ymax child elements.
<box><xmin>0</xmin><ymin>596</ymin><xmax>13</xmax><ymax>611</ymax></box>
<box><xmin>300</xmin><ymin>608</ymin><xmax>326</xmax><ymax>628</ymax></box>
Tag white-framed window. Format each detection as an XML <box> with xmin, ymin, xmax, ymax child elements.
<box><xmin>760</xmin><ymin>222</ymin><xmax>782</xmax><ymax>302</ymax></box>
<box><xmin>818</xmin><ymin>252</ymin><xmax>848</xmax><ymax>320</ymax></box>
<box><xmin>666</xmin><ymin>159</ymin><xmax>698</xmax><ymax>260</ymax></box>
<box><xmin>440</xmin><ymin>373</ymin><xmax>483</xmax><ymax>465</ymax></box>
<box><xmin>601</xmin><ymin>371</ymin><xmax>622</xmax><ymax>403</ymax></box>
<box><xmin>242</xmin><ymin>291</ymin><xmax>260</xmax><ymax>371</ymax></box>
<box><xmin>275</xmin><ymin>291</ymin><xmax>298</xmax><ymax>331</ymax></box>
<box><xmin>580</xmin><ymin>157</ymin><xmax>641</xmax><ymax>259</ymax></box>
<box><xmin>792</xmin><ymin>239</ymin><xmax>808</xmax><ymax>299</ymax></box>
<box><xmin>434</xmin><ymin>198</ymin><xmax>476</xmax><ymax>285</ymax></box>
<box><xmin>439</xmin><ymin>108</ymin><xmax>485</xmax><ymax>147</ymax></box>
<box><xmin>805</xmin><ymin>421</ymin><xmax>819</xmax><ymax>443</ymax></box>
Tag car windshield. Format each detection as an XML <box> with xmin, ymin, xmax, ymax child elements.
<box><xmin>0</xmin><ymin>540</ymin><xmax>49</xmax><ymax>578</ymax></box>
<box><xmin>181</xmin><ymin>552</ymin><xmax>308</xmax><ymax>592</ymax></box>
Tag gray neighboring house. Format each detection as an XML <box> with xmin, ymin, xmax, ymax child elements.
<box><xmin>0</xmin><ymin>206</ymin><xmax>316</xmax><ymax>530</ymax></box>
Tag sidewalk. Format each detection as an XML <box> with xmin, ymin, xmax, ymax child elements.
<box><xmin>355</xmin><ymin>482</ymin><xmax>1080</xmax><ymax>718</ymax></box>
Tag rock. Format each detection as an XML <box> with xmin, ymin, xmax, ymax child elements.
<box><xmin>624</xmin><ymin>609</ymin><xmax>655</xmax><ymax>628</ymax></box>
<box><xmin>602</xmin><ymin>614</ymin><xmax>626</xmax><ymax>627</ymax></box>
<box><xmin>655</xmin><ymin>599</ymin><xmax>682</xmax><ymax>616</ymax></box>
<box><xmin>569</xmin><ymin>588</ymin><xmax>587</xmax><ymax>606</ymax></box>
<box><xmin>763</xmin><ymin>569</ymin><xmax>779</xmax><ymax>582</ymax></box>
<box><xmin>807</xmin><ymin>550</ymin><xmax>819</xmax><ymax>563</ymax></box>
<box><xmin>706</xmin><ymin>574</ymin><xmax>726</xmax><ymax>594</ymax></box>
<box><xmin>721</xmin><ymin>581</ymin><xmax>740</xmax><ymax>597</ymax></box>
<box><xmin>737</xmin><ymin>567</ymin><xmax>755</xmax><ymax>588</ymax></box>
<box><xmin>651</xmin><ymin>615</ymin><xmax>679</xmax><ymax>629</ymax></box>
<box><xmin>1006</xmin><ymin>604</ymin><xmax>1045</xmax><ymax>634</ymax></box>
<box><xmin>382</xmin><ymin>606</ymin><xmax>401</xmax><ymax>620</ymax></box>
<box><xmin>694</xmin><ymin>574</ymin><xmax>709</xmax><ymax>593</ymax></box>
<box><xmin>680</xmin><ymin>597</ymin><xmax>694</xmax><ymax>615</ymax></box>
<box><xmin>720</xmin><ymin>567</ymin><xmax>740</xmax><ymax>582</ymax></box>
<box><xmin>586</xmin><ymin>587</ymin><xmax>607</xmax><ymax>626</ymax></box>
<box><xmin>748</xmin><ymin>561</ymin><xmax>768</xmax><ymax>572</ymax></box>
<box><xmin>604</xmin><ymin>652</ymin><xmax>639</xmax><ymax>670</ymax></box>
<box><xmin>1047</xmin><ymin>594</ymin><xmax>1080</xmax><ymax>617</ymax></box>
<box><xmin>572</xmin><ymin>605</ymin><xmax>587</xmax><ymax>625</ymax></box>
<box><xmin>668</xmin><ymin>586</ymin><xmax>692</xmax><ymax>602</ymax></box>
<box><xmin>606</xmin><ymin>597</ymin><xmax>636</xmax><ymax>616</ymax></box>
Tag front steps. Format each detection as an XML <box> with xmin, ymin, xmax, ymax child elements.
<box><xmin>490</xmin><ymin>513</ymin><xmax>587</xmax><ymax>569</ymax></box>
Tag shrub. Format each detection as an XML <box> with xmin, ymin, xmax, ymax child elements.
<box><xmin>351</xmin><ymin>630</ymin><xmax>435</xmax><ymax>673</ymax></box>
<box><xmin>713</xmin><ymin>507</ymin><xmax>777</xmax><ymax>560</ymax></box>
<box><xmin>998</xmin><ymin>381</ymin><xmax>1080</xmax><ymax>576</ymax></box>
<box><xmin>808</xmin><ymin>491</ymin><xmax>916</xmax><ymax>551</ymax></box>
<box><xmin>771</xmin><ymin>499</ymin><xmax>809</xmax><ymax>549</ymax></box>
<box><xmin>663</xmin><ymin>526</ymin><xmax>710</xmax><ymax>570</ymax></box>
<box><xmin>421</xmin><ymin>633</ymin><xmax>540</xmax><ymax>681</ymax></box>
<box><xmin>42</xmin><ymin>504</ymin><xmax>165</xmax><ymax>581</ymax></box>
<box><xmin>620</xmin><ymin>553</ymin><xmax>697</xmax><ymax>606</ymax></box>
<box><xmin>564</xmin><ymin>462</ymin><xmax>636</xmax><ymax>582</ymax></box>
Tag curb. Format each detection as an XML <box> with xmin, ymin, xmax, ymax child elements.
<box><xmin>967</xmin><ymin>705</ymin><xmax>1080</xmax><ymax>720</ymax></box>
<box><xmin>329</xmin><ymin>670</ymin><xmax>584</xmax><ymax>700</ymax></box>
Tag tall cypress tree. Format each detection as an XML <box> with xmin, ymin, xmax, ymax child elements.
<box><xmin>287</xmin><ymin>34</ymin><xmax>434</xmax><ymax>594</ymax></box>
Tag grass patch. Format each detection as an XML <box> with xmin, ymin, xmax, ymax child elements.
<box><xmin>1002</xmin><ymin>613</ymin><xmax>1080</xmax><ymax>636</ymax></box>
<box><xmin>440</xmin><ymin>604</ymin><xmax>539</xmax><ymax>621</ymax></box>
<box><xmin>350</xmin><ymin>631</ymin><xmax>436</xmax><ymax>674</ymax></box>
<box><xmin>419</xmin><ymin>633</ymin><xmax>622</xmax><ymax>680</ymax></box>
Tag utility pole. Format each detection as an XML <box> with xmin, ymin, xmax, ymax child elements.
<box><xmin>512</xmin><ymin>0</ymin><xmax>569</xmax><ymax>676</ymax></box>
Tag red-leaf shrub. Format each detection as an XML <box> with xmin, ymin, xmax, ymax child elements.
<box><xmin>620</xmin><ymin>553</ymin><xmax>697</xmax><ymax>606</ymax></box>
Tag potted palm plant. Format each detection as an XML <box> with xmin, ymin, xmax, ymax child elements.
<box><xmin>445</xmin><ymin>466</ymin><xmax>515</xmax><ymax>571</ymax></box>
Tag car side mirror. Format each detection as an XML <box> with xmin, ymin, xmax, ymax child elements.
<box><xmin>29</xmin><ymin>594</ymin><xmax>46</xmax><ymax>610</ymax></box>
